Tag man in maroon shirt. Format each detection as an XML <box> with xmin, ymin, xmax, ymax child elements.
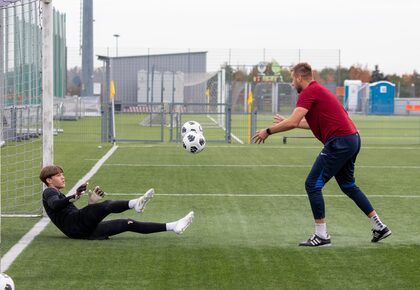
<box><xmin>253</xmin><ymin>62</ymin><xmax>391</xmax><ymax>247</ymax></box>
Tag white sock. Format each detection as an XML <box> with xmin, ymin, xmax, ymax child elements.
<box><xmin>166</xmin><ymin>221</ymin><xmax>177</xmax><ymax>231</ymax></box>
<box><xmin>128</xmin><ymin>198</ymin><xmax>138</xmax><ymax>209</ymax></box>
<box><xmin>315</xmin><ymin>223</ymin><xmax>328</xmax><ymax>239</ymax></box>
<box><xmin>370</xmin><ymin>214</ymin><xmax>386</xmax><ymax>231</ymax></box>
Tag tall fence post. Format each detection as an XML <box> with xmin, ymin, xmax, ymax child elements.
<box><xmin>250</xmin><ymin>110</ymin><xmax>257</xmax><ymax>144</ymax></box>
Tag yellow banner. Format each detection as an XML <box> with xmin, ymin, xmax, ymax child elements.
<box><xmin>110</xmin><ymin>80</ymin><xmax>115</xmax><ymax>100</ymax></box>
<box><xmin>247</xmin><ymin>90</ymin><xmax>253</xmax><ymax>144</ymax></box>
<box><xmin>247</xmin><ymin>90</ymin><xmax>253</xmax><ymax>107</ymax></box>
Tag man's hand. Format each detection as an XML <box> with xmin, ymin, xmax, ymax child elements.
<box><xmin>88</xmin><ymin>186</ymin><xmax>106</xmax><ymax>204</ymax></box>
<box><xmin>252</xmin><ymin>128</ymin><xmax>270</xmax><ymax>144</ymax></box>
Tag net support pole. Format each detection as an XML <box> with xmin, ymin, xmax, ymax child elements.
<box><xmin>221</xmin><ymin>67</ymin><xmax>226</xmax><ymax>128</ymax></box>
<box><xmin>217</xmin><ymin>71</ymin><xmax>221</xmax><ymax>124</ymax></box>
<box><xmin>217</xmin><ymin>68</ymin><xmax>226</xmax><ymax>127</ymax></box>
<box><xmin>42</xmin><ymin>0</ymin><xmax>54</xmax><ymax>168</ymax></box>
<box><xmin>272</xmin><ymin>82</ymin><xmax>278</xmax><ymax>114</ymax></box>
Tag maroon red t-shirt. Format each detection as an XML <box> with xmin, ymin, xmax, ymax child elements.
<box><xmin>296</xmin><ymin>81</ymin><xmax>357</xmax><ymax>144</ymax></box>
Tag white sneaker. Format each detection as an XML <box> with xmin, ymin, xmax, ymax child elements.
<box><xmin>134</xmin><ymin>188</ymin><xmax>154</xmax><ymax>213</ymax></box>
<box><xmin>174</xmin><ymin>211</ymin><xmax>194</xmax><ymax>235</ymax></box>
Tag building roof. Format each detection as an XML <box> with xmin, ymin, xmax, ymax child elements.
<box><xmin>97</xmin><ymin>51</ymin><xmax>207</xmax><ymax>61</ymax></box>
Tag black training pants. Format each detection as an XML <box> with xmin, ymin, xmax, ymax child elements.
<box><xmin>77</xmin><ymin>200</ymin><xmax>166</xmax><ymax>239</ymax></box>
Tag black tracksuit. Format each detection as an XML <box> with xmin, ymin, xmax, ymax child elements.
<box><xmin>42</xmin><ymin>187</ymin><xmax>166</xmax><ymax>239</ymax></box>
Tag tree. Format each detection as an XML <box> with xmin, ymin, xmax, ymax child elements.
<box><xmin>279</xmin><ymin>68</ymin><xmax>292</xmax><ymax>83</ymax></box>
<box><xmin>231</xmin><ymin>68</ymin><xmax>248</xmax><ymax>82</ymax></box>
<box><xmin>398</xmin><ymin>73</ymin><xmax>415</xmax><ymax>98</ymax></box>
<box><xmin>410</xmin><ymin>70</ymin><xmax>420</xmax><ymax>98</ymax></box>
<box><xmin>312</xmin><ymin>70</ymin><xmax>322</xmax><ymax>83</ymax></box>
<box><xmin>349</xmin><ymin>65</ymin><xmax>371</xmax><ymax>82</ymax></box>
<box><xmin>67</xmin><ymin>66</ymin><xmax>82</xmax><ymax>96</ymax></box>
<box><xmin>318</xmin><ymin>67</ymin><xmax>336</xmax><ymax>84</ymax></box>
<box><xmin>370</xmin><ymin>65</ymin><xmax>387</xmax><ymax>82</ymax></box>
<box><xmin>223</xmin><ymin>63</ymin><xmax>234</xmax><ymax>83</ymax></box>
<box><xmin>386</xmin><ymin>74</ymin><xmax>404</xmax><ymax>98</ymax></box>
<box><xmin>336</xmin><ymin>67</ymin><xmax>349</xmax><ymax>86</ymax></box>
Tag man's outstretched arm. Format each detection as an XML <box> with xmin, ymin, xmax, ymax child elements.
<box><xmin>252</xmin><ymin>107</ymin><xmax>308</xmax><ymax>144</ymax></box>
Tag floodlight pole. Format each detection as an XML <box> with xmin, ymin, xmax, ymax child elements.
<box><xmin>113</xmin><ymin>34</ymin><xmax>120</xmax><ymax>57</ymax></box>
<box><xmin>81</xmin><ymin>0</ymin><xmax>94</xmax><ymax>96</ymax></box>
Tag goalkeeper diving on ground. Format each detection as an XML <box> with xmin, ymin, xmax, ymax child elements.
<box><xmin>40</xmin><ymin>165</ymin><xmax>194</xmax><ymax>240</ymax></box>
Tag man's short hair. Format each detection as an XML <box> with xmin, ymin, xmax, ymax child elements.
<box><xmin>40</xmin><ymin>165</ymin><xmax>64</xmax><ymax>186</ymax></box>
<box><xmin>291</xmin><ymin>63</ymin><xmax>313</xmax><ymax>80</ymax></box>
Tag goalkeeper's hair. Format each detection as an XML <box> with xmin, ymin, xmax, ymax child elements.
<box><xmin>40</xmin><ymin>165</ymin><xmax>64</xmax><ymax>186</ymax></box>
<box><xmin>291</xmin><ymin>62</ymin><xmax>313</xmax><ymax>80</ymax></box>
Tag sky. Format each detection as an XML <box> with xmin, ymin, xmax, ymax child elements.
<box><xmin>52</xmin><ymin>0</ymin><xmax>419</xmax><ymax>75</ymax></box>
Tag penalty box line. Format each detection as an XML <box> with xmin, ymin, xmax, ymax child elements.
<box><xmin>107</xmin><ymin>193</ymin><xmax>420</xmax><ymax>198</ymax></box>
<box><xmin>103</xmin><ymin>163</ymin><xmax>420</xmax><ymax>169</ymax></box>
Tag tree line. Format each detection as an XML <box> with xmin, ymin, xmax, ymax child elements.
<box><xmin>226</xmin><ymin>63</ymin><xmax>420</xmax><ymax>98</ymax></box>
<box><xmin>66</xmin><ymin>64</ymin><xmax>420</xmax><ymax>98</ymax></box>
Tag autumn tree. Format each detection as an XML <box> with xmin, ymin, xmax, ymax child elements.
<box><xmin>349</xmin><ymin>65</ymin><xmax>371</xmax><ymax>82</ymax></box>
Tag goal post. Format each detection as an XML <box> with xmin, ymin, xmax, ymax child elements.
<box><xmin>42</xmin><ymin>0</ymin><xmax>54</xmax><ymax>171</ymax></box>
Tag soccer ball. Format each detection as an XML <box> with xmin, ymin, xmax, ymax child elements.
<box><xmin>0</xmin><ymin>273</ymin><xmax>14</xmax><ymax>290</ymax></box>
<box><xmin>182</xmin><ymin>131</ymin><xmax>206</xmax><ymax>154</ymax></box>
<box><xmin>181</xmin><ymin>121</ymin><xmax>203</xmax><ymax>138</ymax></box>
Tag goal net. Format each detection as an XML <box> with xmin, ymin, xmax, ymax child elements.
<box><xmin>0</xmin><ymin>0</ymin><xmax>43</xmax><ymax>216</ymax></box>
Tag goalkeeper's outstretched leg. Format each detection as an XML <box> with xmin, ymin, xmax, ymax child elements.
<box><xmin>88</xmin><ymin>211</ymin><xmax>194</xmax><ymax>240</ymax></box>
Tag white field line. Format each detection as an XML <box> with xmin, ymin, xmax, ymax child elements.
<box><xmin>103</xmin><ymin>163</ymin><xmax>420</xmax><ymax>169</ymax></box>
<box><xmin>0</xmin><ymin>144</ymin><xmax>119</xmax><ymax>272</ymax></box>
<box><xmin>114</xmin><ymin>144</ymin><xmax>420</xmax><ymax>150</ymax></box>
<box><xmin>206</xmin><ymin>115</ymin><xmax>244</xmax><ymax>144</ymax></box>
<box><xmin>106</xmin><ymin>193</ymin><xmax>420</xmax><ymax>198</ymax></box>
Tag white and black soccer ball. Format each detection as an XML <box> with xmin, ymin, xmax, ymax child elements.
<box><xmin>181</xmin><ymin>121</ymin><xmax>203</xmax><ymax>138</ymax></box>
<box><xmin>182</xmin><ymin>131</ymin><xmax>206</xmax><ymax>154</ymax></box>
<box><xmin>0</xmin><ymin>273</ymin><xmax>14</xmax><ymax>290</ymax></box>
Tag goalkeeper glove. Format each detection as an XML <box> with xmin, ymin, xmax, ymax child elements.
<box><xmin>68</xmin><ymin>193</ymin><xmax>81</xmax><ymax>203</ymax></box>
<box><xmin>69</xmin><ymin>182</ymin><xmax>89</xmax><ymax>203</ymax></box>
<box><xmin>88</xmin><ymin>186</ymin><xmax>106</xmax><ymax>204</ymax></box>
<box><xmin>76</xmin><ymin>182</ymin><xmax>89</xmax><ymax>195</ymax></box>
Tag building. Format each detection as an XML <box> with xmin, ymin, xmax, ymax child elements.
<box><xmin>97</xmin><ymin>51</ymin><xmax>208</xmax><ymax>107</ymax></box>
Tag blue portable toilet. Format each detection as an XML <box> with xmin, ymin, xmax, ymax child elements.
<box><xmin>369</xmin><ymin>81</ymin><xmax>395</xmax><ymax>114</ymax></box>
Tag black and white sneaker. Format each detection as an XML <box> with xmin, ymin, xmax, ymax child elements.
<box><xmin>371</xmin><ymin>226</ymin><xmax>392</xmax><ymax>242</ymax></box>
<box><xmin>299</xmin><ymin>234</ymin><xmax>331</xmax><ymax>247</ymax></box>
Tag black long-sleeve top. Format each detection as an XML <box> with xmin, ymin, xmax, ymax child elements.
<box><xmin>42</xmin><ymin>187</ymin><xmax>85</xmax><ymax>238</ymax></box>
